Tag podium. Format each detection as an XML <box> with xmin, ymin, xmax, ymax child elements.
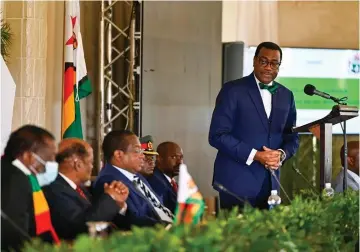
<box><xmin>293</xmin><ymin>105</ymin><xmax>358</xmax><ymax>190</ymax></box>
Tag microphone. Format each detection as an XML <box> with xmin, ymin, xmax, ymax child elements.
<box><xmin>213</xmin><ymin>182</ymin><xmax>247</xmax><ymax>204</ymax></box>
<box><xmin>304</xmin><ymin>84</ymin><xmax>347</xmax><ymax>104</ymax></box>
<box><xmin>304</xmin><ymin>84</ymin><xmax>331</xmax><ymax>99</ymax></box>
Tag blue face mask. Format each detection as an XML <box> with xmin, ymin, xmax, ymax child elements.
<box><xmin>32</xmin><ymin>153</ymin><xmax>59</xmax><ymax>187</ymax></box>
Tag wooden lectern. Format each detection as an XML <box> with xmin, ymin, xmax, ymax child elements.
<box><xmin>292</xmin><ymin>105</ymin><xmax>359</xmax><ymax>190</ymax></box>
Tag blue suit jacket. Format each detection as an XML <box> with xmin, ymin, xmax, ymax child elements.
<box><xmin>92</xmin><ymin>163</ymin><xmax>165</xmax><ymax>229</ymax></box>
<box><xmin>146</xmin><ymin>168</ymin><xmax>177</xmax><ymax>213</ymax></box>
<box><xmin>209</xmin><ymin>74</ymin><xmax>299</xmax><ymax>205</ymax></box>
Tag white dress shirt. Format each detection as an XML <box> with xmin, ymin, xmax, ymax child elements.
<box><xmin>246</xmin><ymin>75</ymin><xmax>285</xmax><ymax>166</ymax></box>
<box><xmin>59</xmin><ymin>173</ymin><xmax>77</xmax><ymax>189</ymax></box>
<box><xmin>12</xmin><ymin>159</ymin><xmax>31</xmax><ymax>175</ymax></box>
<box><xmin>255</xmin><ymin>76</ymin><xmax>273</xmax><ymax>119</ymax></box>
<box><xmin>113</xmin><ymin>166</ymin><xmax>135</xmax><ymax>181</ymax></box>
<box><xmin>164</xmin><ymin>173</ymin><xmax>172</xmax><ymax>183</ymax></box>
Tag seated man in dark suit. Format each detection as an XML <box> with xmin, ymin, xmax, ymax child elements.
<box><xmin>1</xmin><ymin>125</ymin><xmax>60</xmax><ymax>251</ymax></box>
<box><xmin>43</xmin><ymin>138</ymin><xmax>129</xmax><ymax>241</ymax></box>
<box><xmin>93</xmin><ymin>130</ymin><xmax>174</xmax><ymax>229</ymax></box>
<box><xmin>147</xmin><ymin>142</ymin><xmax>183</xmax><ymax>213</ymax></box>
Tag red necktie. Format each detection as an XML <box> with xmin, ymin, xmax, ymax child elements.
<box><xmin>76</xmin><ymin>186</ymin><xmax>88</xmax><ymax>201</ymax></box>
<box><xmin>171</xmin><ymin>179</ymin><xmax>178</xmax><ymax>193</ymax></box>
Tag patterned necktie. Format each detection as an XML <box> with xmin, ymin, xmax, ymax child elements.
<box><xmin>259</xmin><ymin>82</ymin><xmax>278</xmax><ymax>94</ymax></box>
<box><xmin>171</xmin><ymin>179</ymin><xmax>178</xmax><ymax>193</ymax></box>
<box><xmin>76</xmin><ymin>186</ymin><xmax>88</xmax><ymax>201</ymax></box>
<box><xmin>133</xmin><ymin>175</ymin><xmax>174</xmax><ymax>222</ymax></box>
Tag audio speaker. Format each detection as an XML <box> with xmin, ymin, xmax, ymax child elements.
<box><xmin>222</xmin><ymin>42</ymin><xmax>245</xmax><ymax>84</ymax></box>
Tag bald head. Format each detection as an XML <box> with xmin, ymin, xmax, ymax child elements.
<box><xmin>157</xmin><ymin>142</ymin><xmax>177</xmax><ymax>156</ymax></box>
<box><xmin>156</xmin><ymin>141</ymin><xmax>183</xmax><ymax>177</ymax></box>
<box><xmin>340</xmin><ymin>141</ymin><xmax>359</xmax><ymax>174</ymax></box>
<box><xmin>56</xmin><ymin>138</ymin><xmax>94</xmax><ymax>184</ymax></box>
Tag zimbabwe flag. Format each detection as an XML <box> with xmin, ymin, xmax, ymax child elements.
<box><xmin>174</xmin><ymin>164</ymin><xmax>205</xmax><ymax>225</ymax></box>
<box><xmin>62</xmin><ymin>0</ymin><xmax>92</xmax><ymax>139</ymax></box>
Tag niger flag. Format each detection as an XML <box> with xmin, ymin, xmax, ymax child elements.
<box><xmin>62</xmin><ymin>0</ymin><xmax>92</xmax><ymax>139</ymax></box>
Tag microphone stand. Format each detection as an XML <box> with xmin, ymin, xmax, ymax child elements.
<box><xmin>341</xmin><ymin>116</ymin><xmax>348</xmax><ymax>193</ymax></box>
<box><xmin>1</xmin><ymin>210</ymin><xmax>31</xmax><ymax>241</ymax></box>
<box><xmin>333</xmin><ymin>97</ymin><xmax>348</xmax><ymax>194</ymax></box>
<box><xmin>291</xmin><ymin>164</ymin><xmax>320</xmax><ymax>194</ymax></box>
<box><xmin>213</xmin><ymin>182</ymin><xmax>247</xmax><ymax>205</ymax></box>
<box><xmin>269</xmin><ymin>170</ymin><xmax>292</xmax><ymax>203</ymax></box>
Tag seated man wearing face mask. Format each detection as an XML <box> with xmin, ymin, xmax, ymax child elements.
<box><xmin>43</xmin><ymin>138</ymin><xmax>129</xmax><ymax>241</ymax></box>
<box><xmin>1</xmin><ymin>125</ymin><xmax>60</xmax><ymax>251</ymax></box>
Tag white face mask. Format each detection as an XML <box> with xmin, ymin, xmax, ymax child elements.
<box><xmin>32</xmin><ymin>153</ymin><xmax>59</xmax><ymax>187</ymax></box>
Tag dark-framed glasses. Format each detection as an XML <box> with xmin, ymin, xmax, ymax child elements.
<box><xmin>126</xmin><ymin>148</ymin><xmax>144</xmax><ymax>155</ymax></box>
<box><xmin>257</xmin><ymin>57</ymin><xmax>281</xmax><ymax>70</ymax></box>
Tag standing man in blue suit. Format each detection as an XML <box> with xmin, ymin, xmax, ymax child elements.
<box><xmin>209</xmin><ymin>42</ymin><xmax>299</xmax><ymax>210</ymax></box>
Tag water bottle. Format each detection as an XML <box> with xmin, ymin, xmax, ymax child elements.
<box><xmin>268</xmin><ymin>190</ymin><xmax>281</xmax><ymax>210</ymax></box>
<box><xmin>322</xmin><ymin>183</ymin><xmax>334</xmax><ymax>198</ymax></box>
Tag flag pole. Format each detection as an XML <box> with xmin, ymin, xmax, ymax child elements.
<box><xmin>60</xmin><ymin>0</ymin><xmax>66</xmax><ymax>140</ymax></box>
<box><xmin>96</xmin><ymin>0</ymin><xmax>105</xmax><ymax>173</ymax></box>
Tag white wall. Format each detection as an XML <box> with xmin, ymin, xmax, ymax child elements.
<box><xmin>222</xmin><ymin>1</ymin><xmax>278</xmax><ymax>45</ymax></box>
<box><xmin>222</xmin><ymin>1</ymin><xmax>359</xmax><ymax>49</ymax></box>
<box><xmin>142</xmin><ymin>1</ymin><xmax>222</xmax><ymax>197</ymax></box>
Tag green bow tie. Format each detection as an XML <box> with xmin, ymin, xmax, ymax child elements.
<box><xmin>259</xmin><ymin>83</ymin><xmax>278</xmax><ymax>95</ymax></box>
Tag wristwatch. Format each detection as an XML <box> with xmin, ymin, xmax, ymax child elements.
<box><xmin>278</xmin><ymin>149</ymin><xmax>286</xmax><ymax>162</ymax></box>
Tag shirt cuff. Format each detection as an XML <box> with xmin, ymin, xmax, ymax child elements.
<box><xmin>277</xmin><ymin>149</ymin><xmax>286</xmax><ymax>163</ymax></box>
<box><xmin>246</xmin><ymin>149</ymin><xmax>257</xmax><ymax>166</ymax></box>
<box><xmin>118</xmin><ymin>202</ymin><xmax>127</xmax><ymax>215</ymax></box>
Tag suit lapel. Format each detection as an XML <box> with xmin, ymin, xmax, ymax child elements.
<box><xmin>103</xmin><ymin>164</ymin><xmax>163</xmax><ymax>221</ymax></box>
<box><xmin>105</xmin><ymin>165</ymin><xmax>154</xmax><ymax>204</ymax></box>
<box><xmin>56</xmin><ymin>176</ymin><xmax>91</xmax><ymax>206</ymax></box>
<box><xmin>155</xmin><ymin>169</ymin><xmax>177</xmax><ymax>198</ymax></box>
<box><xmin>270</xmin><ymin>83</ymin><xmax>282</xmax><ymax>130</ymax></box>
<box><xmin>247</xmin><ymin>74</ymin><xmax>269</xmax><ymax>131</ymax></box>
<box><xmin>134</xmin><ymin>174</ymin><xmax>164</xmax><ymax>220</ymax></box>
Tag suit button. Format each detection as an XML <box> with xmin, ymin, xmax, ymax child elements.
<box><xmin>269</xmin><ymin>136</ymin><xmax>272</xmax><ymax>139</ymax></box>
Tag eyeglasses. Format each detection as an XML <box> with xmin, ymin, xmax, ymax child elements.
<box><xmin>126</xmin><ymin>149</ymin><xmax>144</xmax><ymax>155</ymax></box>
<box><xmin>257</xmin><ymin>57</ymin><xmax>281</xmax><ymax>70</ymax></box>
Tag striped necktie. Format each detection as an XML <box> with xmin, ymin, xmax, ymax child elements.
<box><xmin>133</xmin><ymin>175</ymin><xmax>174</xmax><ymax>222</ymax></box>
